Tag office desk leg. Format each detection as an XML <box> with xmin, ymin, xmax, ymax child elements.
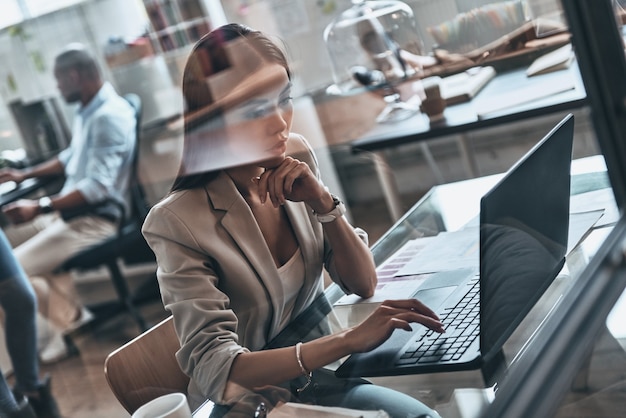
<box><xmin>373</xmin><ymin>151</ymin><xmax>404</xmax><ymax>221</ymax></box>
<box><xmin>419</xmin><ymin>142</ymin><xmax>445</xmax><ymax>184</ymax></box>
<box><xmin>373</xmin><ymin>144</ymin><xmax>445</xmax><ymax>221</ymax></box>
<box><xmin>456</xmin><ymin>133</ymin><xmax>479</xmax><ymax>178</ymax></box>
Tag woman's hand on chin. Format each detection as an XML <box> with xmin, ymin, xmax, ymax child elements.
<box><xmin>255</xmin><ymin>157</ymin><xmax>327</xmax><ymax>208</ymax></box>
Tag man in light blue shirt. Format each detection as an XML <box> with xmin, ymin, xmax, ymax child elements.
<box><xmin>55</xmin><ymin>80</ymin><xmax>134</xmax><ymax>222</ymax></box>
<box><xmin>0</xmin><ymin>44</ymin><xmax>136</xmax><ymax>365</ymax></box>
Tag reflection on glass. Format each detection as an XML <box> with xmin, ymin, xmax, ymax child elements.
<box><xmin>525</xmin><ymin>0</ymin><xmax>569</xmax><ymax>38</ymax></box>
<box><xmin>607</xmin><ymin>289</ymin><xmax>626</xmax><ymax>342</ymax></box>
<box><xmin>478</xmin><ymin>114</ymin><xmax>572</xmax><ymax>362</ymax></box>
<box><xmin>323</xmin><ymin>0</ymin><xmax>425</xmax><ymax>123</ymax></box>
<box><xmin>553</xmin><ymin>289</ymin><xmax>626</xmax><ymax>417</ymax></box>
<box><xmin>427</xmin><ymin>0</ymin><xmax>528</xmax><ymax>54</ymax></box>
<box><xmin>480</xmin><ymin>220</ymin><xmax>565</xmax><ymax>354</ymax></box>
<box><xmin>179</xmin><ymin>36</ymin><xmax>291</xmax><ymax>176</ymax></box>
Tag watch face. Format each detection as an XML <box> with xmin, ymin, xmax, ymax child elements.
<box><xmin>39</xmin><ymin>197</ymin><xmax>53</xmax><ymax>213</ymax></box>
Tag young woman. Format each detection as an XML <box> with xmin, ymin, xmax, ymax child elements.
<box><xmin>142</xmin><ymin>23</ymin><xmax>444</xmax><ymax>418</ymax></box>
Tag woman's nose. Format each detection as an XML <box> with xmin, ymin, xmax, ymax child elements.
<box><xmin>265</xmin><ymin>106</ymin><xmax>289</xmax><ymax>131</ymax></box>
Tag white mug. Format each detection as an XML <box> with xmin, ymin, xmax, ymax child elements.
<box><xmin>132</xmin><ymin>392</ymin><xmax>192</xmax><ymax>418</ymax></box>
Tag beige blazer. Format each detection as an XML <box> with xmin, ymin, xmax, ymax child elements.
<box><xmin>142</xmin><ymin>134</ymin><xmax>367</xmax><ymax>407</ymax></box>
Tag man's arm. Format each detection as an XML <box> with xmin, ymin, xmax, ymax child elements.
<box><xmin>0</xmin><ymin>157</ymin><xmax>73</xmax><ymax>224</ymax></box>
<box><xmin>2</xmin><ymin>189</ymin><xmax>89</xmax><ymax>225</ymax></box>
<box><xmin>39</xmin><ymin>189</ymin><xmax>88</xmax><ymax>212</ymax></box>
<box><xmin>0</xmin><ymin>157</ymin><xmax>64</xmax><ymax>184</ymax></box>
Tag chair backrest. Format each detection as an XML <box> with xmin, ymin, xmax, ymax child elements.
<box><xmin>120</xmin><ymin>94</ymin><xmax>157</xmax><ymax>264</ymax></box>
<box><xmin>122</xmin><ymin>93</ymin><xmax>151</xmax><ymax>224</ymax></box>
<box><xmin>104</xmin><ymin>316</ymin><xmax>190</xmax><ymax>414</ymax></box>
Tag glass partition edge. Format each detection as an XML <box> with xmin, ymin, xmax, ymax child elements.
<box><xmin>485</xmin><ymin>216</ymin><xmax>626</xmax><ymax>418</ymax></box>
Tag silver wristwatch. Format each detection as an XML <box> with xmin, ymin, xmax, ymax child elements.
<box><xmin>314</xmin><ymin>194</ymin><xmax>346</xmax><ymax>223</ymax></box>
<box><xmin>38</xmin><ymin>196</ymin><xmax>54</xmax><ymax>214</ymax></box>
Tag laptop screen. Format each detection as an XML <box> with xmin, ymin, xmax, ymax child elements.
<box><xmin>479</xmin><ymin>114</ymin><xmax>574</xmax><ymax>363</ymax></box>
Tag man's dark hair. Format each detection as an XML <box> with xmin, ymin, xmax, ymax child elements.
<box><xmin>55</xmin><ymin>43</ymin><xmax>101</xmax><ymax>81</ymax></box>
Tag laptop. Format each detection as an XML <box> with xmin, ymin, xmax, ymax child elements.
<box><xmin>336</xmin><ymin>113</ymin><xmax>574</xmax><ymax>379</ymax></box>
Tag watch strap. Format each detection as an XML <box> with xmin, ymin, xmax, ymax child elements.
<box><xmin>314</xmin><ymin>194</ymin><xmax>346</xmax><ymax>223</ymax></box>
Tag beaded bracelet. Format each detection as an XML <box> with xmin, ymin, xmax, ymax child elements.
<box><xmin>295</xmin><ymin>342</ymin><xmax>312</xmax><ymax>393</ymax></box>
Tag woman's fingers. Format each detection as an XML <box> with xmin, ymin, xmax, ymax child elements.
<box><xmin>381</xmin><ymin>298</ymin><xmax>441</xmax><ymax>321</ymax></box>
<box><xmin>257</xmin><ymin>166</ymin><xmax>288</xmax><ymax>206</ymax></box>
<box><xmin>268</xmin><ymin>159</ymin><xmax>299</xmax><ymax>206</ymax></box>
<box><xmin>394</xmin><ymin>311</ymin><xmax>445</xmax><ymax>334</ymax></box>
<box><xmin>377</xmin><ymin>300</ymin><xmax>445</xmax><ymax>333</ymax></box>
<box><xmin>390</xmin><ymin>317</ymin><xmax>413</xmax><ymax>332</ymax></box>
<box><xmin>256</xmin><ymin>157</ymin><xmax>317</xmax><ymax>206</ymax></box>
<box><xmin>349</xmin><ymin>301</ymin><xmax>445</xmax><ymax>353</ymax></box>
<box><xmin>256</xmin><ymin>171</ymin><xmax>269</xmax><ymax>203</ymax></box>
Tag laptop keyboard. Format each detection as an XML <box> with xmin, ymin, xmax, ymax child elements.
<box><xmin>396</xmin><ymin>278</ymin><xmax>480</xmax><ymax>366</ymax></box>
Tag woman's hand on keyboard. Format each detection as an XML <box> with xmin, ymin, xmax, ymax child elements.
<box><xmin>346</xmin><ymin>299</ymin><xmax>445</xmax><ymax>353</ymax></box>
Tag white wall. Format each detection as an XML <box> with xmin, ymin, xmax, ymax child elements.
<box><xmin>0</xmin><ymin>0</ymin><xmax>148</xmax><ymax>151</ymax></box>
<box><xmin>0</xmin><ymin>0</ymin><xmax>147</xmax><ymax>104</ymax></box>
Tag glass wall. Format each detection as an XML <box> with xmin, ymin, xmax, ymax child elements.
<box><xmin>0</xmin><ymin>0</ymin><xmax>622</xmax><ymax>416</ymax></box>
<box><xmin>484</xmin><ymin>0</ymin><xmax>626</xmax><ymax>416</ymax></box>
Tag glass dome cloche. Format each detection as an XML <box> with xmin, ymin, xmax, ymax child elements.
<box><xmin>323</xmin><ymin>0</ymin><xmax>426</xmax><ymax>123</ymax></box>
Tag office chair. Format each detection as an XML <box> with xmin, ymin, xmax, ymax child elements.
<box><xmin>59</xmin><ymin>93</ymin><xmax>157</xmax><ymax>332</ymax></box>
<box><xmin>104</xmin><ymin>316</ymin><xmax>190</xmax><ymax>414</ymax></box>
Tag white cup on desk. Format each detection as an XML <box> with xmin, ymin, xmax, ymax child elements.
<box><xmin>132</xmin><ymin>393</ymin><xmax>192</xmax><ymax>418</ymax></box>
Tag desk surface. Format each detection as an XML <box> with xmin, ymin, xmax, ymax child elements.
<box><xmin>329</xmin><ymin>155</ymin><xmax>619</xmax><ymax>416</ymax></box>
<box><xmin>351</xmin><ymin>61</ymin><xmax>587</xmax><ymax>152</ymax></box>
<box><xmin>367</xmin><ymin>155</ymin><xmax>612</xmax><ymax>264</ymax></box>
